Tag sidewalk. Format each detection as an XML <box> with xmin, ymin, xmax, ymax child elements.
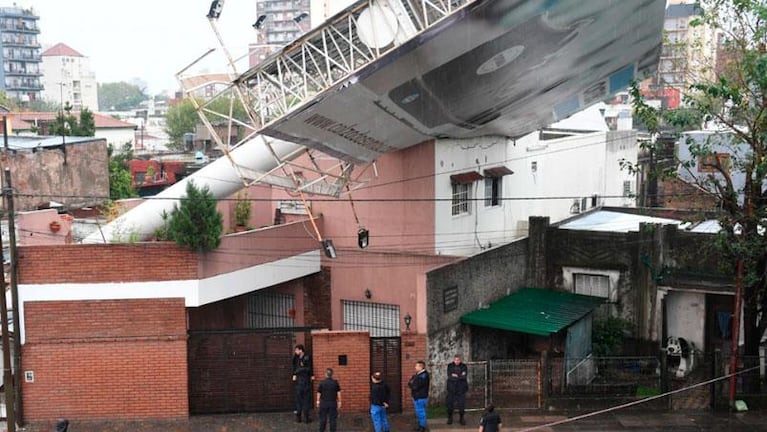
<box><xmin>9</xmin><ymin>408</ymin><xmax>767</xmax><ymax>432</ymax></box>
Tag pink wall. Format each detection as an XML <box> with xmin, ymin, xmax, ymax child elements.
<box><xmin>327</xmin><ymin>251</ymin><xmax>455</xmax><ymax>332</ymax></box>
<box><xmin>17</xmin><ymin>209</ymin><xmax>73</xmax><ymax>246</ymax></box>
<box><xmin>218</xmin><ymin>184</ymin><xmax>274</xmax><ymax>231</ymax></box>
<box><xmin>273</xmin><ymin>140</ymin><xmax>438</xmax><ymax>252</ymax></box>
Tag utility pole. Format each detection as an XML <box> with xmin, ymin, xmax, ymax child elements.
<box><xmin>0</xmin><ymin>116</ymin><xmax>15</xmax><ymax>432</ymax></box>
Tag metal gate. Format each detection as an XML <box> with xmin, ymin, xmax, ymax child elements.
<box><xmin>490</xmin><ymin>359</ymin><xmax>541</xmax><ymax>408</ymax></box>
<box><xmin>370</xmin><ymin>337</ymin><xmax>402</xmax><ymax>412</ymax></box>
<box><xmin>188</xmin><ymin>330</ymin><xmax>297</xmax><ymax>414</ymax></box>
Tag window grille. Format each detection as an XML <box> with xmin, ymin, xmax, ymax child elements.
<box><xmin>574</xmin><ymin>273</ymin><xmax>611</xmax><ymax>300</ymax></box>
<box><xmin>247</xmin><ymin>292</ymin><xmax>295</xmax><ymax>328</ymax></box>
<box><xmin>452</xmin><ymin>183</ymin><xmax>470</xmax><ymax>215</ymax></box>
<box><xmin>342</xmin><ymin>300</ymin><xmax>400</xmax><ymax>337</ymax></box>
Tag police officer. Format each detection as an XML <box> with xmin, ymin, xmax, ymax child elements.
<box><xmin>408</xmin><ymin>360</ymin><xmax>430</xmax><ymax>432</ymax></box>
<box><xmin>316</xmin><ymin>368</ymin><xmax>342</xmax><ymax>432</ymax></box>
<box><xmin>292</xmin><ymin>344</ymin><xmax>314</xmax><ymax>423</ymax></box>
<box><xmin>446</xmin><ymin>354</ymin><xmax>468</xmax><ymax>425</ymax></box>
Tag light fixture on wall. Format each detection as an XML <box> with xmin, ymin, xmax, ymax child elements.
<box><xmin>403</xmin><ymin>313</ymin><xmax>412</xmax><ymax>332</ymax></box>
<box><xmin>364</xmin><ymin>289</ymin><xmax>372</xmax><ymax>299</ymax></box>
<box><xmin>252</xmin><ymin>14</ymin><xmax>267</xmax><ymax>30</ymax></box>
<box><xmin>207</xmin><ymin>0</ymin><xmax>225</xmax><ymax>19</ymax></box>
<box><xmin>357</xmin><ymin>228</ymin><xmax>369</xmax><ymax>249</ymax></box>
<box><xmin>321</xmin><ymin>239</ymin><xmax>337</xmax><ymax>259</ymax></box>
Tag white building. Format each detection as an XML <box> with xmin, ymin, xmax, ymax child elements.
<box><xmin>40</xmin><ymin>43</ymin><xmax>99</xmax><ymax>111</ymax></box>
<box><xmin>434</xmin><ymin>105</ymin><xmax>637</xmax><ymax>256</ymax></box>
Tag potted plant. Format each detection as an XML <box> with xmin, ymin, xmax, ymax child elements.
<box><xmin>49</xmin><ymin>220</ymin><xmax>61</xmax><ymax>232</ymax></box>
<box><xmin>234</xmin><ymin>192</ymin><xmax>251</xmax><ymax>229</ymax></box>
<box><xmin>146</xmin><ymin>165</ymin><xmax>156</xmax><ymax>183</ymax></box>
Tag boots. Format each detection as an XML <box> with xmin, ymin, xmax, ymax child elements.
<box><xmin>304</xmin><ymin>413</ymin><xmax>312</xmax><ymax>423</ymax></box>
<box><xmin>447</xmin><ymin>411</ymin><xmax>453</xmax><ymax>425</ymax></box>
<box><xmin>459</xmin><ymin>413</ymin><xmax>466</xmax><ymax>425</ymax></box>
<box><xmin>295</xmin><ymin>411</ymin><xmax>302</xmax><ymax>423</ymax></box>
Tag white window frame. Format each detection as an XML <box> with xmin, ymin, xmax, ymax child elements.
<box><xmin>452</xmin><ymin>182</ymin><xmax>471</xmax><ymax>216</ymax></box>
<box><xmin>562</xmin><ymin>267</ymin><xmax>619</xmax><ymax>303</ymax></box>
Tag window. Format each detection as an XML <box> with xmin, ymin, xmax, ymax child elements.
<box><xmin>342</xmin><ymin>300</ymin><xmax>400</xmax><ymax>337</ymax></box>
<box><xmin>247</xmin><ymin>292</ymin><xmax>296</xmax><ymax>328</ymax></box>
<box><xmin>574</xmin><ymin>273</ymin><xmax>611</xmax><ymax>299</ymax></box>
<box><xmin>623</xmin><ymin>180</ymin><xmax>632</xmax><ymax>197</ymax></box>
<box><xmin>452</xmin><ymin>183</ymin><xmax>470</xmax><ymax>215</ymax></box>
<box><xmin>484</xmin><ymin>177</ymin><xmax>501</xmax><ymax>207</ymax></box>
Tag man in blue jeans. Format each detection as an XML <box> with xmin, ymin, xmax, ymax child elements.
<box><xmin>370</xmin><ymin>371</ymin><xmax>391</xmax><ymax>432</ymax></box>
<box><xmin>407</xmin><ymin>360</ymin><xmax>430</xmax><ymax>432</ymax></box>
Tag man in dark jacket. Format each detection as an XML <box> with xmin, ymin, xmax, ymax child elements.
<box><xmin>446</xmin><ymin>354</ymin><xmax>469</xmax><ymax>425</ymax></box>
<box><xmin>292</xmin><ymin>344</ymin><xmax>314</xmax><ymax>423</ymax></box>
<box><xmin>407</xmin><ymin>360</ymin><xmax>430</xmax><ymax>432</ymax></box>
<box><xmin>316</xmin><ymin>368</ymin><xmax>342</xmax><ymax>432</ymax></box>
<box><xmin>370</xmin><ymin>371</ymin><xmax>391</xmax><ymax>432</ymax></box>
<box><xmin>479</xmin><ymin>404</ymin><xmax>502</xmax><ymax>432</ymax></box>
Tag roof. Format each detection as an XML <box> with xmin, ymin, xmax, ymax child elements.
<box><xmin>666</xmin><ymin>3</ymin><xmax>702</xmax><ymax>19</ymax></box>
<box><xmin>14</xmin><ymin>112</ymin><xmax>136</xmax><ymax>129</ymax></box>
<box><xmin>460</xmin><ymin>287</ymin><xmax>605</xmax><ymax>336</ymax></box>
<box><xmin>6</xmin><ymin>136</ymin><xmax>103</xmax><ymax>150</ymax></box>
<box><xmin>42</xmin><ymin>43</ymin><xmax>84</xmax><ymax>57</ymax></box>
<box><xmin>558</xmin><ymin>210</ymin><xmax>688</xmax><ymax>233</ymax></box>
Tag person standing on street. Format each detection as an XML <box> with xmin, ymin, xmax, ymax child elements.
<box><xmin>478</xmin><ymin>404</ymin><xmax>502</xmax><ymax>432</ymax></box>
<box><xmin>292</xmin><ymin>344</ymin><xmax>314</xmax><ymax>423</ymax></box>
<box><xmin>370</xmin><ymin>371</ymin><xmax>391</xmax><ymax>432</ymax></box>
<box><xmin>408</xmin><ymin>360</ymin><xmax>430</xmax><ymax>432</ymax></box>
<box><xmin>446</xmin><ymin>354</ymin><xmax>469</xmax><ymax>425</ymax></box>
<box><xmin>316</xmin><ymin>368</ymin><xmax>342</xmax><ymax>432</ymax></box>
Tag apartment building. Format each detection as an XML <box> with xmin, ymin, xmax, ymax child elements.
<box><xmin>40</xmin><ymin>42</ymin><xmax>99</xmax><ymax>111</ymax></box>
<box><xmin>0</xmin><ymin>5</ymin><xmax>42</xmax><ymax>102</ymax></box>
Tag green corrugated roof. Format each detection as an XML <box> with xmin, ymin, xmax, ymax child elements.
<box><xmin>460</xmin><ymin>287</ymin><xmax>605</xmax><ymax>336</ymax></box>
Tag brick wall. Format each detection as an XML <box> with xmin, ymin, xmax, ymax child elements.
<box><xmin>22</xmin><ymin>298</ymin><xmax>188</xmax><ymax>421</ymax></box>
<box><xmin>401</xmin><ymin>332</ymin><xmax>427</xmax><ymax>411</ymax></box>
<box><xmin>18</xmin><ymin>243</ymin><xmax>198</xmax><ymax>284</ymax></box>
<box><xmin>311</xmin><ymin>331</ymin><xmax>370</xmax><ymax>413</ymax></box>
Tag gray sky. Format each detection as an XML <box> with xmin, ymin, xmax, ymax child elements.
<box><xmin>23</xmin><ymin>0</ymin><xmax>259</xmax><ymax>94</ymax></box>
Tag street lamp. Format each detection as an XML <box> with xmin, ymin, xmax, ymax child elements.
<box><xmin>403</xmin><ymin>313</ymin><xmax>412</xmax><ymax>332</ymax></box>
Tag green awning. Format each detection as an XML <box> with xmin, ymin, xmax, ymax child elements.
<box><xmin>461</xmin><ymin>287</ymin><xmax>605</xmax><ymax>336</ymax></box>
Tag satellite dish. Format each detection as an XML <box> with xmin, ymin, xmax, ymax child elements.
<box><xmin>356</xmin><ymin>3</ymin><xmax>398</xmax><ymax>49</ymax></box>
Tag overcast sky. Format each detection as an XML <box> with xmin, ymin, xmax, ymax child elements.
<box><xmin>23</xmin><ymin>0</ymin><xmax>260</xmax><ymax>95</ymax></box>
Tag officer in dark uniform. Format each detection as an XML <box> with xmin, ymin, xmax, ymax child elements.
<box><xmin>479</xmin><ymin>404</ymin><xmax>502</xmax><ymax>432</ymax></box>
<box><xmin>292</xmin><ymin>344</ymin><xmax>314</xmax><ymax>423</ymax></box>
<box><xmin>316</xmin><ymin>368</ymin><xmax>342</xmax><ymax>432</ymax></box>
<box><xmin>446</xmin><ymin>354</ymin><xmax>468</xmax><ymax>425</ymax></box>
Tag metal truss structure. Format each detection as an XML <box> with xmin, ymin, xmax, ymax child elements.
<box><xmin>177</xmin><ymin>0</ymin><xmax>473</xmax><ymax>198</ymax></box>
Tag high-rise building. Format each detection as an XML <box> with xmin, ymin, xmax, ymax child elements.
<box><xmin>657</xmin><ymin>2</ymin><xmax>718</xmax><ymax>94</ymax></box>
<box><xmin>249</xmin><ymin>0</ymin><xmax>311</xmax><ymax>67</ymax></box>
<box><xmin>40</xmin><ymin>43</ymin><xmax>99</xmax><ymax>112</ymax></box>
<box><xmin>0</xmin><ymin>5</ymin><xmax>42</xmax><ymax>102</ymax></box>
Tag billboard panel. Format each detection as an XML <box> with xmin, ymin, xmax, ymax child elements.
<box><xmin>261</xmin><ymin>0</ymin><xmax>665</xmax><ymax>163</ymax></box>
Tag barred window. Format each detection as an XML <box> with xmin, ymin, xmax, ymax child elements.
<box><xmin>452</xmin><ymin>183</ymin><xmax>470</xmax><ymax>215</ymax></box>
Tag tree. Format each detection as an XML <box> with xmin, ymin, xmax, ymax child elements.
<box><xmin>164</xmin><ymin>96</ymin><xmax>252</xmax><ymax>151</ymax></box>
<box><xmin>167</xmin><ymin>181</ymin><xmax>223</xmax><ymax>252</ymax></box>
<box><xmin>632</xmin><ymin>0</ymin><xmax>767</xmax><ymax>390</ymax></box>
<box><xmin>108</xmin><ymin>142</ymin><xmax>136</xmax><ymax>200</ymax></box>
<box><xmin>50</xmin><ymin>105</ymin><xmax>96</xmax><ymax>137</ymax></box>
<box><xmin>164</xmin><ymin>98</ymin><xmax>198</xmax><ymax>151</ymax></box>
<box><xmin>98</xmin><ymin>81</ymin><xmax>147</xmax><ymax>111</ymax></box>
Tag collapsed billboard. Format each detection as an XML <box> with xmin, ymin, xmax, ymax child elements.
<box><xmin>252</xmin><ymin>0</ymin><xmax>665</xmax><ymax>163</ymax></box>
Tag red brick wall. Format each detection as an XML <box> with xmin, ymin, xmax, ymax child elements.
<box><xmin>311</xmin><ymin>331</ymin><xmax>370</xmax><ymax>413</ymax></box>
<box><xmin>22</xmin><ymin>298</ymin><xmax>188</xmax><ymax>421</ymax></box>
<box><xmin>400</xmin><ymin>333</ymin><xmax>427</xmax><ymax>411</ymax></box>
<box><xmin>18</xmin><ymin>243</ymin><xmax>198</xmax><ymax>284</ymax></box>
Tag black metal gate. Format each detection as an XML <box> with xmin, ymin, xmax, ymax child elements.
<box><xmin>370</xmin><ymin>337</ymin><xmax>402</xmax><ymax>412</ymax></box>
<box><xmin>188</xmin><ymin>330</ymin><xmax>296</xmax><ymax>414</ymax></box>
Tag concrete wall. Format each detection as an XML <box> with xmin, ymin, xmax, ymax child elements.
<box><xmin>22</xmin><ymin>298</ymin><xmax>188</xmax><ymax>421</ymax></box>
<box><xmin>425</xmin><ymin>238</ymin><xmax>528</xmax><ymax>401</ymax></box>
<box><xmin>4</xmin><ymin>139</ymin><xmax>109</xmax><ymax>211</ymax></box>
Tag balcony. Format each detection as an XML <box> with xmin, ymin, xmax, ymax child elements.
<box><xmin>0</xmin><ymin>22</ymin><xmax>39</xmax><ymax>33</ymax></box>
<box><xmin>4</xmin><ymin>69</ymin><xmax>41</xmax><ymax>77</ymax></box>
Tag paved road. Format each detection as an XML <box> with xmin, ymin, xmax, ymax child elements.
<box><xmin>10</xmin><ymin>409</ymin><xmax>767</xmax><ymax>431</ymax></box>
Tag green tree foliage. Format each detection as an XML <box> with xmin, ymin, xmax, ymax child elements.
<box><xmin>164</xmin><ymin>98</ymin><xmax>198</xmax><ymax>151</ymax></box>
<box><xmin>631</xmin><ymin>0</ymin><xmax>767</xmax><ymax>368</ymax></box>
<box><xmin>164</xmin><ymin>96</ymin><xmax>252</xmax><ymax>151</ymax></box>
<box><xmin>592</xmin><ymin>317</ymin><xmax>631</xmax><ymax>356</ymax></box>
<box><xmin>168</xmin><ymin>181</ymin><xmax>223</xmax><ymax>252</ymax></box>
<box><xmin>98</xmin><ymin>81</ymin><xmax>147</xmax><ymax>111</ymax></box>
<box><xmin>50</xmin><ymin>105</ymin><xmax>96</xmax><ymax>137</ymax></box>
<box><xmin>108</xmin><ymin>142</ymin><xmax>136</xmax><ymax>200</ymax></box>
